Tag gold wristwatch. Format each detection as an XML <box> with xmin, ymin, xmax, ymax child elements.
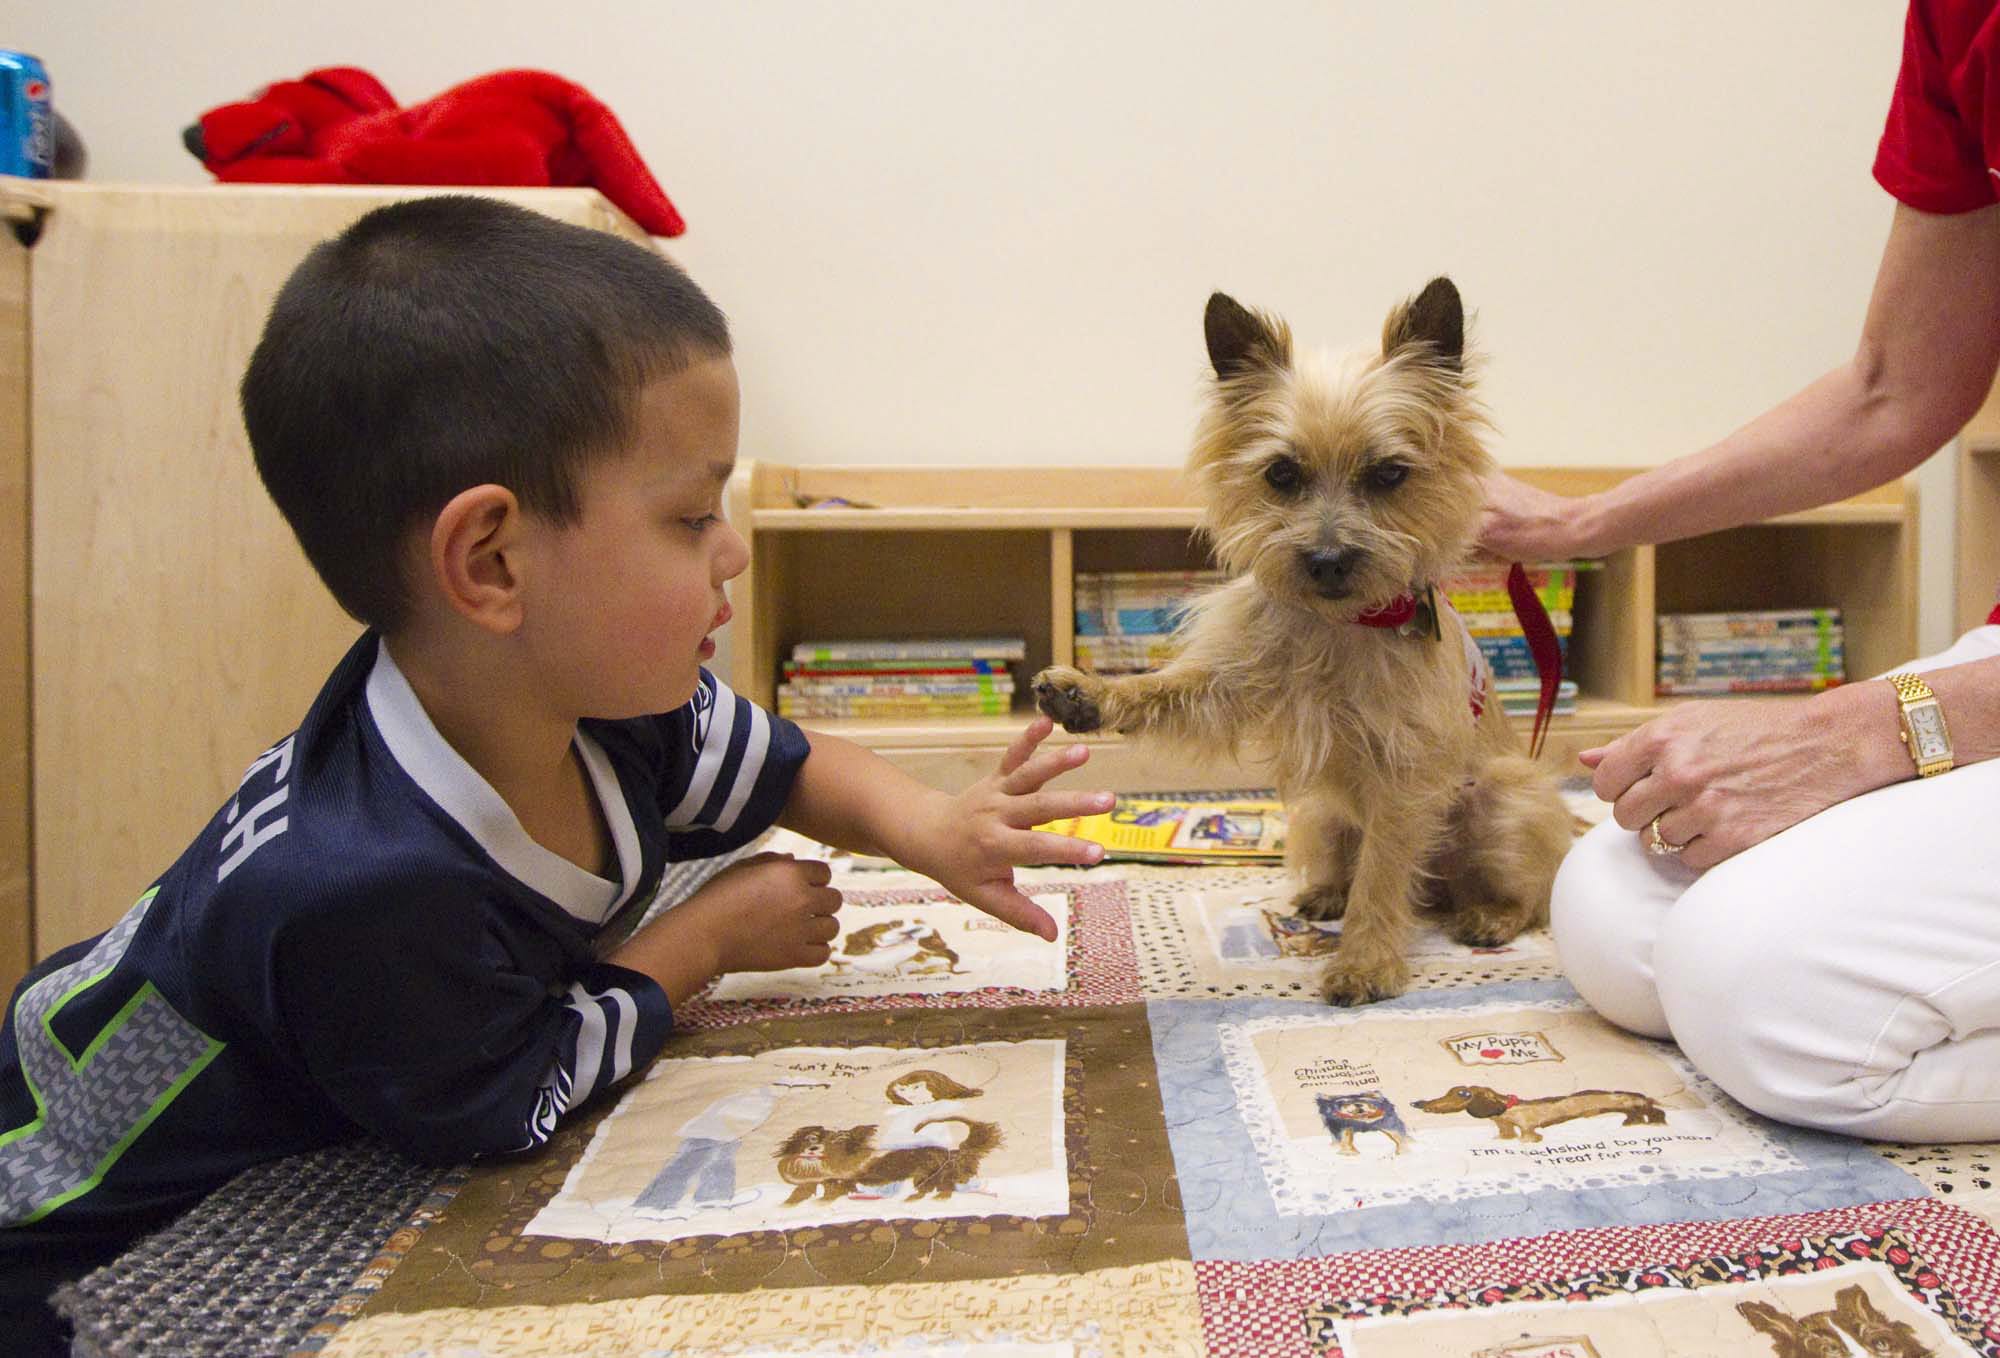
<box><xmin>1887</xmin><ymin>672</ymin><xmax>1954</xmax><ymax>777</ymax></box>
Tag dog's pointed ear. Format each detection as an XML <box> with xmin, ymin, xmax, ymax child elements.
<box><xmin>1382</xmin><ymin>276</ymin><xmax>1464</xmax><ymax>372</ymax></box>
<box><xmin>1205</xmin><ymin>292</ymin><xmax>1293</xmax><ymax>379</ymax></box>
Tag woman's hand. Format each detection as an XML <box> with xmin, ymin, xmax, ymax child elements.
<box><xmin>1582</xmin><ymin>688</ymin><xmax>1901</xmax><ymax>870</ymax></box>
<box><xmin>1478</xmin><ymin>470</ymin><xmax>1594</xmax><ymax>563</ymax></box>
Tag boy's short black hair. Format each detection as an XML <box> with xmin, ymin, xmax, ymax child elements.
<box><xmin>242</xmin><ymin>194</ymin><xmax>731</xmax><ymax>633</ymax></box>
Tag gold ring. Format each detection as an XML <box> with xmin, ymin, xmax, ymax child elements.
<box><xmin>1646</xmin><ymin>815</ymin><xmax>1684</xmax><ymax>856</ymax></box>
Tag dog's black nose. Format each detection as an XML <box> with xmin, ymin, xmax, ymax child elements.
<box><xmin>1303</xmin><ymin>546</ymin><xmax>1365</xmax><ymax>597</ymax></box>
<box><xmin>182</xmin><ymin>123</ymin><xmax>207</xmax><ymax>161</ymax></box>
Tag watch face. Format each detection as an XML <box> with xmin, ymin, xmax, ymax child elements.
<box><xmin>1910</xmin><ymin>702</ymin><xmax>1950</xmax><ymax>759</ymax></box>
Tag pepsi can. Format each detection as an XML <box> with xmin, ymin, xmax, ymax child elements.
<box><xmin>0</xmin><ymin>50</ymin><xmax>52</xmax><ymax>178</ymax></box>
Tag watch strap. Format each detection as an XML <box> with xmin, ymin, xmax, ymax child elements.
<box><xmin>1886</xmin><ymin>671</ymin><xmax>1954</xmax><ymax>777</ymax></box>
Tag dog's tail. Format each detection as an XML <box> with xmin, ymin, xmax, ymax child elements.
<box><xmin>1461</xmin><ymin>754</ymin><xmax>1572</xmax><ymax>926</ymax></box>
<box><xmin>917</xmin><ymin>1116</ymin><xmax>1003</xmax><ymax>1160</ymax></box>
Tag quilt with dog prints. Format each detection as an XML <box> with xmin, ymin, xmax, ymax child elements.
<box><xmin>297</xmin><ymin>809</ymin><xmax>2000</xmax><ymax>1358</ymax></box>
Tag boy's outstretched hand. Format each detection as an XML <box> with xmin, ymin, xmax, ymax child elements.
<box><xmin>899</xmin><ymin>715</ymin><xmax>1115</xmax><ymax>941</ymax></box>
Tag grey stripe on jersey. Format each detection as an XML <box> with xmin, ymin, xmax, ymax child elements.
<box><xmin>2</xmin><ymin>889</ymin><xmax>223</xmax><ymax>1224</ymax></box>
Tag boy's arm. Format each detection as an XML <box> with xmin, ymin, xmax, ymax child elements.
<box><xmin>778</xmin><ymin>719</ymin><xmax>1114</xmax><ymax>939</ymax></box>
<box><xmin>604</xmin><ymin>852</ymin><xmax>842</xmax><ymax>1006</ymax></box>
<box><xmin>272</xmin><ymin>898</ymin><xmax>676</xmax><ymax>1165</ymax></box>
<box><xmin>272</xmin><ymin>859</ymin><xmax>838</xmax><ymax>1166</ymax></box>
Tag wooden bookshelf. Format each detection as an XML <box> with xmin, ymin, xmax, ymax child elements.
<box><xmin>728</xmin><ymin>462</ymin><xmax>1918</xmax><ymax>792</ymax></box>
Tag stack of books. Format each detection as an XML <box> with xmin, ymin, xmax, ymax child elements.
<box><xmin>778</xmin><ymin>638</ymin><xmax>1025</xmax><ymax>719</ymax></box>
<box><xmin>1655</xmin><ymin>609</ymin><xmax>1844</xmax><ymax>696</ymax></box>
<box><xmin>1073</xmin><ymin>570</ymin><xmax>1227</xmax><ymax>674</ymax></box>
<box><xmin>1441</xmin><ymin>562</ymin><xmax>1583</xmax><ymax>719</ymax></box>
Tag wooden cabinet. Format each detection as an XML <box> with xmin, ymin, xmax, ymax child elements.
<box><xmin>1</xmin><ymin>184</ymin><xmax>35</xmax><ymax>1003</ymax></box>
<box><xmin>1</xmin><ymin>181</ymin><xmax>652</xmax><ymax>985</ymax></box>
<box><xmin>727</xmin><ymin>461</ymin><xmax>1917</xmax><ymax>792</ymax></box>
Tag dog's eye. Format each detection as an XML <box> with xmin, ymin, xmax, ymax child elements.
<box><xmin>1264</xmin><ymin>456</ymin><xmax>1304</xmax><ymax>494</ymax></box>
<box><xmin>1364</xmin><ymin>461</ymin><xmax>1410</xmax><ymax>491</ymax></box>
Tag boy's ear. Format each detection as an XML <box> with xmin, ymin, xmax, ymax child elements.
<box><xmin>430</xmin><ymin>484</ymin><xmax>526</xmax><ymax>635</ymax></box>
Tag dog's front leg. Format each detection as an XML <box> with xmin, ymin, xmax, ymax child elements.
<box><xmin>1030</xmin><ymin>660</ymin><xmax>1231</xmax><ymax>745</ymax></box>
<box><xmin>1319</xmin><ymin>795</ymin><xmax>1447</xmax><ymax>1005</ymax></box>
<box><xmin>1288</xmin><ymin>790</ymin><xmax>1359</xmax><ymax>922</ymax></box>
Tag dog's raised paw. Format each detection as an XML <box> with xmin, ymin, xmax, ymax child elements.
<box><xmin>1030</xmin><ymin>666</ymin><xmax>1103</xmax><ymax>733</ymax></box>
<box><xmin>1318</xmin><ymin>957</ymin><xmax>1409</xmax><ymax>1007</ymax></box>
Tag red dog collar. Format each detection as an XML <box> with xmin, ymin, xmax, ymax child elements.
<box><xmin>1349</xmin><ymin>567</ymin><xmax>1565</xmax><ymax>760</ymax></box>
<box><xmin>1353</xmin><ymin>594</ymin><xmax>1419</xmax><ymax>629</ymax></box>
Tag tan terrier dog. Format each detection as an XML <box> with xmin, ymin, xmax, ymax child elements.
<box><xmin>1032</xmin><ymin>278</ymin><xmax>1572</xmax><ymax>1005</ymax></box>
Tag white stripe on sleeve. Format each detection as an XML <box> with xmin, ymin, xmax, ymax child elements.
<box><xmin>606</xmin><ymin>987</ymin><xmax>639</xmax><ymax>1085</ymax></box>
<box><xmin>666</xmin><ymin>678</ymin><xmax>739</xmax><ymax>826</ymax></box>
<box><xmin>565</xmin><ymin>982</ymin><xmax>605</xmax><ymax>1102</ymax></box>
<box><xmin>711</xmin><ymin>705</ymin><xmax>772</xmax><ymax>834</ymax></box>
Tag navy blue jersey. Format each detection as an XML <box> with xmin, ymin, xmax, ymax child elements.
<box><xmin>0</xmin><ymin>633</ymin><xmax>809</xmax><ymax>1240</ymax></box>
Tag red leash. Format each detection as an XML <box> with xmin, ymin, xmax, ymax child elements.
<box><xmin>1506</xmin><ymin>562</ymin><xmax>1563</xmax><ymax>760</ymax></box>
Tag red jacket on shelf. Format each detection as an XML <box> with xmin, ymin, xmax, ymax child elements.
<box><xmin>185</xmin><ymin>67</ymin><xmax>686</xmax><ymax>237</ymax></box>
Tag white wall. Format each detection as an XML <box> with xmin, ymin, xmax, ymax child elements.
<box><xmin>18</xmin><ymin>2</ymin><xmax>1958</xmax><ymax>648</ymax></box>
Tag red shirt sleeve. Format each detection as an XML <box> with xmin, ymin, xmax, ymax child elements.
<box><xmin>1874</xmin><ymin>0</ymin><xmax>2000</xmax><ymax>213</ymax></box>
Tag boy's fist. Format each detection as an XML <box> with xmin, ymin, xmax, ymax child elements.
<box><xmin>683</xmin><ymin>852</ymin><xmax>843</xmax><ymax>974</ymax></box>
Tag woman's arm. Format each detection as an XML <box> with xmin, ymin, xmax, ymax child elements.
<box><xmin>1482</xmin><ymin>201</ymin><xmax>2000</xmax><ymax>562</ymax></box>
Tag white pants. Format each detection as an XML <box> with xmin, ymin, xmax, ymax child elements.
<box><xmin>1552</xmin><ymin>624</ymin><xmax>2000</xmax><ymax>1142</ymax></box>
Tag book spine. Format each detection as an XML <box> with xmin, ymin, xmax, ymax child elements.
<box><xmin>1441</xmin><ymin>565</ymin><xmax>1575</xmax><ymax>592</ymax></box>
<box><xmin>1657</xmin><ymin>636</ymin><xmax>1843</xmax><ymax>657</ymax></box>
<box><xmin>791</xmin><ymin>639</ymin><xmax>1026</xmax><ymax>662</ymax></box>
<box><xmin>780</xmin><ymin>679</ymin><xmax>1016</xmax><ymax>697</ymax></box>
<box><xmin>1074</xmin><ymin>570</ymin><xmax>1229</xmax><ymax>585</ymax></box>
<box><xmin>1073</xmin><ymin>606</ymin><xmax>1196</xmax><ymax>636</ymax></box>
<box><xmin>784</xmin><ymin>660</ymin><xmax>1008</xmax><ymax>676</ymax></box>
<box><xmin>1475</xmin><ymin>636</ymin><xmax>1571</xmax><ymax>661</ymax></box>
<box><xmin>1444</xmin><ymin>588</ymin><xmax>1574</xmax><ymax>614</ymax></box>
<box><xmin>1660</xmin><ymin>662</ymin><xmax>1843</xmax><ymax>680</ymax></box>
<box><xmin>1657</xmin><ymin>609</ymin><xmax>1840</xmax><ymax>635</ymax></box>
<box><xmin>1460</xmin><ymin>611</ymin><xmax>1575</xmax><ymax>635</ymax></box>
<box><xmin>778</xmin><ymin>695</ymin><xmax>1014</xmax><ymax>717</ymax></box>
<box><xmin>1655</xmin><ymin>675</ymin><xmax>1842</xmax><ymax>696</ymax></box>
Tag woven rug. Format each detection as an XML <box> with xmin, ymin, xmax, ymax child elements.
<box><xmin>59</xmin><ymin>798</ymin><xmax>2000</xmax><ymax>1357</ymax></box>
